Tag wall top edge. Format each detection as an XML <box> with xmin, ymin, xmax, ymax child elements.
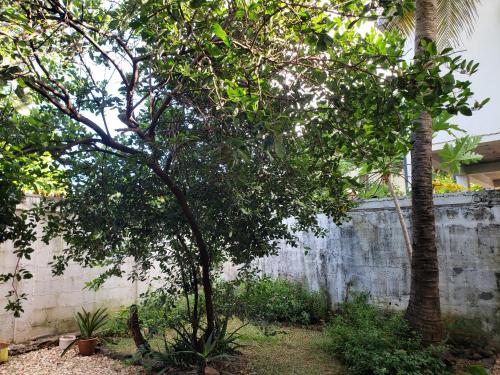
<box><xmin>354</xmin><ymin>190</ymin><xmax>500</xmax><ymax>211</ymax></box>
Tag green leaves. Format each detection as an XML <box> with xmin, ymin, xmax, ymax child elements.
<box><xmin>438</xmin><ymin>135</ymin><xmax>483</xmax><ymax>175</ymax></box>
<box><xmin>459</xmin><ymin>106</ymin><xmax>473</xmax><ymax>116</ymax></box>
<box><xmin>212</xmin><ymin>23</ymin><xmax>230</xmax><ymax>47</ymax></box>
<box><xmin>75</xmin><ymin>307</ymin><xmax>109</xmax><ymax>339</ymax></box>
<box><xmin>432</xmin><ymin>112</ymin><xmax>464</xmax><ymax>136</ymax></box>
<box><xmin>189</xmin><ymin>0</ymin><xmax>206</xmax><ymax>8</ymax></box>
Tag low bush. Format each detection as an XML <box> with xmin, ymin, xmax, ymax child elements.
<box><xmin>232</xmin><ymin>277</ymin><xmax>329</xmax><ymax>325</ymax></box>
<box><xmin>106</xmin><ymin>278</ymin><xmax>328</xmax><ymax>339</ymax></box>
<box><xmin>443</xmin><ymin>316</ymin><xmax>490</xmax><ymax>350</ymax></box>
<box><xmin>104</xmin><ymin>293</ymin><xmax>202</xmax><ymax>338</ymax></box>
<box><xmin>324</xmin><ymin>293</ymin><xmax>446</xmax><ymax>375</ymax></box>
<box><xmin>104</xmin><ymin>307</ymin><xmax>130</xmax><ymax>337</ymax></box>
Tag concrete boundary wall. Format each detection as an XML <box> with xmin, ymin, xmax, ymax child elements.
<box><xmin>226</xmin><ymin>190</ymin><xmax>500</xmax><ymax>332</ymax></box>
<box><xmin>0</xmin><ymin>195</ymin><xmax>153</xmax><ymax>344</ymax></box>
<box><xmin>2</xmin><ymin>192</ymin><xmax>500</xmax><ymax>343</ymax></box>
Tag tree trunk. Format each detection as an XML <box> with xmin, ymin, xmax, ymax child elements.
<box><xmin>385</xmin><ymin>175</ymin><xmax>412</xmax><ymax>260</ymax></box>
<box><xmin>127</xmin><ymin>305</ymin><xmax>151</xmax><ymax>353</ymax></box>
<box><xmin>177</xmin><ymin>235</ymin><xmax>201</xmax><ymax>350</ymax></box>
<box><xmin>149</xmin><ymin>162</ymin><xmax>216</xmax><ymax>341</ymax></box>
<box><xmin>405</xmin><ymin>0</ymin><xmax>444</xmax><ymax>345</ymax></box>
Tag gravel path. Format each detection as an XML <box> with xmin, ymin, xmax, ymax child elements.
<box><xmin>0</xmin><ymin>347</ymin><xmax>144</xmax><ymax>375</ymax></box>
<box><xmin>493</xmin><ymin>357</ymin><xmax>500</xmax><ymax>375</ymax></box>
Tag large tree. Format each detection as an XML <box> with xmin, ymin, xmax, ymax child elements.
<box><xmin>1</xmin><ymin>0</ymin><xmax>480</xmax><ymax>345</ymax></box>
<box><xmin>404</xmin><ymin>0</ymin><xmax>482</xmax><ymax>345</ymax></box>
<box><xmin>379</xmin><ymin>0</ymin><xmax>483</xmax><ymax>344</ymax></box>
<box><xmin>405</xmin><ymin>0</ymin><xmax>443</xmax><ymax>343</ymax></box>
<box><xmin>0</xmin><ymin>0</ymin><xmax>379</xmax><ymax>338</ymax></box>
<box><xmin>38</xmin><ymin>126</ymin><xmax>351</xmax><ymax>355</ymax></box>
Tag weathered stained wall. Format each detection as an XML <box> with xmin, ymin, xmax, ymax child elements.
<box><xmin>2</xmin><ymin>192</ymin><xmax>500</xmax><ymax>343</ymax></box>
<box><xmin>0</xmin><ymin>195</ymin><xmax>151</xmax><ymax>344</ymax></box>
<box><xmin>229</xmin><ymin>191</ymin><xmax>500</xmax><ymax>332</ymax></box>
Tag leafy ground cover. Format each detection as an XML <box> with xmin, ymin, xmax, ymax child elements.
<box><xmin>323</xmin><ymin>294</ymin><xmax>447</xmax><ymax>375</ymax></box>
<box><xmin>100</xmin><ymin>281</ymin><xmax>498</xmax><ymax>375</ymax></box>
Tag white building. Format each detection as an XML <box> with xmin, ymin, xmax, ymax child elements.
<box><xmin>407</xmin><ymin>0</ymin><xmax>500</xmax><ymax>189</ymax></box>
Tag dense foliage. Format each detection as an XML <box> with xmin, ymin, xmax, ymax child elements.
<box><xmin>104</xmin><ymin>294</ymin><xmax>200</xmax><ymax>338</ymax></box>
<box><xmin>324</xmin><ymin>294</ymin><xmax>446</xmax><ymax>375</ymax></box>
<box><xmin>106</xmin><ymin>277</ymin><xmax>328</xmax><ymax>337</ymax></box>
<box><xmin>231</xmin><ymin>277</ymin><xmax>328</xmax><ymax>326</ymax></box>
<box><xmin>0</xmin><ymin>97</ymin><xmax>66</xmax><ymax>315</ymax></box>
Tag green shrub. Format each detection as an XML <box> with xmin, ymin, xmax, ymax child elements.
<box><xmin>106</xmin><ymin>278</ymin><xmax>327</xmax><ymax>340</ymax></box>
<box><xmin>104</xmin><ymin>293</ymin><xmax>202</xmax><ymax>338</ymax></box>
<box><xmin>104</xmin><ymin>307</ymin><xmax>130</xmax><ymax>337</ymax></box>
<box><xmin>233</xmin><ymin>277</ymin><xmax>329</xmax><ymax>325</ymax></box>
<box><xmin>324</xmin><ymin>293</ymin><xmax>446</xmax><ymax>375</ymax></box>
<box><xmin>443</xmin><ymin>316</ymin><xmax>490</xmax><ymax>350</ymax></box>
<box><xmin>139</xmin><ymin>293</ymin><xmax>203</xmax><ymax>335</ymax></box>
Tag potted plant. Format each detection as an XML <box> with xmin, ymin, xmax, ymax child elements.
<box><xmin>62</xmin><ymin>307</ymin><xmax>108</xmax><ymax>356</ymax></box>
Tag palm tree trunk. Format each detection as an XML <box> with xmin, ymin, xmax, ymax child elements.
<box><xmin>405</xmin><ymin>0</ymin><xmax>444</xmax><ymax>345</ymax></box>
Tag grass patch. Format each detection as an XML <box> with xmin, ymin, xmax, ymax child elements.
<box><xmin>104</xmin><ymin>336</ymin><xmax>166</xmax><ymax>355</ymax></box>
<box><xmin>234</xmin><ymin>319</ymin><xmax>342</xmax><ymax>375</ymax></box>
<box><xmin>104</xmin><ymin>318</ymin><xmax>342</xmax><ymax>375</ymax></box>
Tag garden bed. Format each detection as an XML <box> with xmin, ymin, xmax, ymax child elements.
<box><xmin>1</xmin><ymin>328</ymin><xmax>499</xmax><ymax>375</ymax></box>
<box><xmin>102</xmin><ymin>321</ymin><xmax>342</xmax><ymax>375</ymax></box>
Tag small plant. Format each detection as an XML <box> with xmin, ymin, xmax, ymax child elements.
<box><xmin>76</xmin><ymin>307</ymin><xmax>109</xmax><ymax>339</ymax></box>
<box><xmin>140</xmin><ymin>311</ymin><xmax>244</xmax><ymax>374</ymax></box>
<box><xmin>62</xmin><ymin>307</ymin><xmax>109</xmax><ymax>356</ymax></box>
<box><xmin>323</xmin><ymin>293</ymin><xmax>446</xmax><ymax>375</ymax></box>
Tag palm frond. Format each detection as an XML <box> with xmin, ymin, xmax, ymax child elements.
<box><xmin>384</xmin><ymin>0</ymin><xmax>482</xmax><ymax>49</ymax></box>
<box><xmin>384</xmin><ymin>5</ymin><xmax>416</xmax><ymax>39</ymax></box>
<box><xmin>436</xmin><ymin>0</ymin><xmax>481</xmax><ymax>48</ymax></box>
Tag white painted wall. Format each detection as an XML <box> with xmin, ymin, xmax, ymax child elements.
<box><xmin>0</xmin><ymin>195</ymin><xmax>156</xmax><ymax>344</ymax></box>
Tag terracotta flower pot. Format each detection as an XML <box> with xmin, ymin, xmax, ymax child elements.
<box><xmin>77</xmin><ymin>338</ymin><xmax>98</xmax><ymax>356</ymax></box>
